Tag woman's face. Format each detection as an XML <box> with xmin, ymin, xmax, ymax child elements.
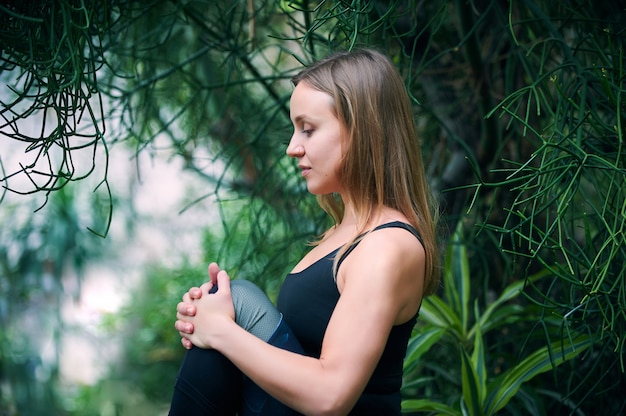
<box><xmin>287</xmin><ymin>82</ymin><xmax>346</xmax><ymax>195</ymax></box>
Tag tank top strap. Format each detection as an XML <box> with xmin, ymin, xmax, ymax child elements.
<box><xmin>336</xmin><ymin>221</ymin><xmax>424</xmax><ymax>271</ymax></box>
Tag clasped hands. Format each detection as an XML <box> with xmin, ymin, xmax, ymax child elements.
<box><xmin>175</xmin><ymin>262</ymin><xmax>236</xmax><ymax>349</ymax></box>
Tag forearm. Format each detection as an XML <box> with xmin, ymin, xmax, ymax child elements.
<box><xmin>214</xmin><ymin>320</ymin><xmax>357</xmax><ymax>415</ymax></box>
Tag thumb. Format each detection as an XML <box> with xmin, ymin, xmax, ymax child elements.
<box><xmin>208</xmin><ymin>262</ymin><xmax>221</xmax><ymax>286</ymax></box>
<box><xmin>216</xmin><ymin>270</ymin><xmax>231</xmax><ymax>295</ymax></box>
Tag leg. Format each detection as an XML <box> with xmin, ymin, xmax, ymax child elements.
<box><xmin>169</xmin><ymin>280</ymin><xmax>301</xmax><ymax>416</ymax></box>
<box><xmin>169</xmin><ymin>347</ymin><xmax>243</xmax><ymax>415</ymax></box>
<box><xmin>230</xmin><ymin>282</ymin><xmax>303</xmax><ymax>416</ymax></box>
<box><xmin>230</xmin><ymin>279</ymin><xmax>282</xmax><ymax>341</ymax></box>
<box><xmin>239</xmin><ymin>313</ymin><xmax>303</xmax><ymax>416</ymax></box>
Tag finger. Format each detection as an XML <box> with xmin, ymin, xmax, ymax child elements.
<box><xmin>177</xmin><ymin>302</ymin><xmax>196</xmax><ymax>316</ymax></box>
<box><xmin>199</xmin><ymin>281</ymin><xmax>213</xmax><ymax>295</ymax></box>
<box><xmin>175</xmin><ymin>319</ymin><xmax>194</xmax><ymax>334</ymax></box>
<box><xmin>208</xmin><ymin>262</ymin><xmax>221</xmax><ymax>286</ymax></box>
<box><xmin>216</xmin><ymin>270</ymin><xmax>231</xmax><ymax>296</ymax></box>
<box><xmin>181</xmin><ymin>337</ymin><xmax>193</xmax><ymax>350</ymax></box>
<box><xmin>187</xmin><ymin>286</ymin><xmax>203</xmax><ymax>300</ymax></box>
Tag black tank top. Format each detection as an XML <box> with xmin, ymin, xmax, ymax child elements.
<box><xmin>276</xmin><ymin>221</ymin><xmax>423</xmax><ymax>415</ymax></box>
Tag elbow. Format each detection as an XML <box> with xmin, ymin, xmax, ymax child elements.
<box><xmin>307</xmin><ymin>391</ymin><xmax>356</xmax><ymax>416</ymax></box>
<box><xmin>310</xmin><ymin>404</ymin><xmax>350</xmax><ymax>416</ymax></box>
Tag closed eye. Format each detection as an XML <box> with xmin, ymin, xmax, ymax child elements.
<box><xmin>302</xmin><ymin>129</ymin><xmax>313</xmax><ymax>137</ymax></box>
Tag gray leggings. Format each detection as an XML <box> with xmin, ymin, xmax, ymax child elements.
<box><xmin>169</xmin><ymin>280</ymin><xmax>301</xmax><ymax>416</ymax></box>
<box><xmin>230</xmin><ymin>280</ymin><xmax>282</xmax><ymax>342</ymax></box>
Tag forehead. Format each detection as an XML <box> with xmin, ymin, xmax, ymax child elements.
<box><xmin>289</xmin><ymin>82</ymin><xmax>335</xmax><ymax>122</ymax></box>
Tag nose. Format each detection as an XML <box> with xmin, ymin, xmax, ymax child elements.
<box><xmin>286</xmin><ymin>134</ymin><xmax>304</xmax><ymax>158</ymax></box>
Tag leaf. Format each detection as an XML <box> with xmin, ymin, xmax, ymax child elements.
<box><xmin>471</xmin><ymin>304</ymin><xmax>487</xmax><ymax>404</ymax></box>
<box><xmin>460</xmin><ymin>347</ymin><xmax>483</xmax><ymax>416</ymax></box>
<box><xmin>402</xmin><ymin>399</ymin><xmax>461</xmax><ymax>415</ymax></box>
<box><xmin>484</xmin><ymin>335</ymin><xmax>593</xmax><ymax>415</ymax></box>
<box><xmin>403</xmin><ymin>326</ymin><xmax>446</xmax><ymax>370</ymax></box>
<box><xmin>470</xmin><ymin>269</ymin><xmax>548</xmax><ymax>339</ymax></box>
<box><xmin>444</xmin><ymin>223</ymin><xmax>471</xmax><ymax>335</ymax></box>
<box><xmin>421</xmin><ymin>295</ymin><xmax>463</xmax><ymax>335</ymax></box>
<box><xmin>476</xmin><ymin>304</ymin><xmax>525</xmax><ymax>334</ymax></box>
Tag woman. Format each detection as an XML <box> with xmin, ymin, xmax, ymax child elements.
<box><xmin>170</xmin><ymin>48</ymin><xmax>440</xmax><ymax>415</ymax></box>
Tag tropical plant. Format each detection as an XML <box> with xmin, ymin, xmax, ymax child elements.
<box><xmin>468</xmin><ymin>0</ymin><xmax>626</xmax><ymax>370</ymax></box>
<box><xmin>2</xmin><ymin>0</ymin><xmax>625</xmax><ymax>412</ymax></box>
<box><xmin>401</xmin><ymin>224</ymin><xmax>593</xmax><ymax>415</ymax></box>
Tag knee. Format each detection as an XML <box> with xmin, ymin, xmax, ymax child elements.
<box><xmin>229</xmin><ymin>280</ymin><xmax>281</xmax><ymax>341</ymax></box>
<box><xmin>230</xmin><ymin>279</ymin><xmax>262</xmax><ymax>295</ymax></box>
<box><xmin>230</xmin><ymin>280</ymin><xmax>271</xmax><ymax>310</ymax></box>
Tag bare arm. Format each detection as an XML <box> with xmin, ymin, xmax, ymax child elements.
<box><xmin>176</xmin><ymin>229</ymin><xmax>425</xmax><ymax>415</ymax></box>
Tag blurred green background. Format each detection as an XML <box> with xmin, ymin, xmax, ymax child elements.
<box><xmin>1</xmin><ymin>1</ymin><xmax>625</xmax><ymax>414</ymax></box>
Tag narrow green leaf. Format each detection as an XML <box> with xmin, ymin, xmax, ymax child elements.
<box><xmin>460</xmin><ymin>347</ymin><xmax>482</xmax><ymax>416</ymax></box>
<box><xmin>470</xmin><ymin>269</ymin><xmax>548</xmax><ymax>339</ymax></box>
<box><xmin>460</xmin><ymin>398</ymin><xmax>470</xmax><ymax>416</ymax></box>
<box><xmin>485</xmin><ymin>335</ymin><xmax>593</xmax><ymax>415</ymax></box>
<box><xmin>403</xmin><ymin>327</ymin><xmax>446</xmax><ymax>370</ymax></box>
<box><xmin>421</xmin><ymin>295</ymin><xmax>463</xmax><ymax>333</ymax></box>
<box><xmin>402</xmin><ymin>399</ymin><xmax>461</xmax><ymax>415</ymax></box>
<box><xmin>471</xmin><ymin>304</ymin><xmax>487</xmax><ymax>404</ymax></box>
<box><xmin>444</xmin><ymin>223</ymin><xmax>471</xmax><ymax>334</ymax></box>
<box><xmin>482</xmin><ymin>304</ymin><xmax>539</xmax><ymax>334</ymax></box>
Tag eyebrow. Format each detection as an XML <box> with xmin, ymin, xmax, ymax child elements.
<box><xmin>291</xmin><ymin>114</ymin><xmax>315</xmax><ymax>125</ymax></box>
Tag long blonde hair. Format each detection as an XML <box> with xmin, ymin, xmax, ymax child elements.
<box><xmin>292</xmin><ymin>49</ymin><xmax>440</xmax><ymax>295</ymax></box>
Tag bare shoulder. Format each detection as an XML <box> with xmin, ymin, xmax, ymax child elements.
<box><xmin>351</xmin><ymin>225</ymin><xmax>425</xmax><ymax>272</ymax></box>
<box><xmin>337</xmin><ymin>224</ymin><xmax>426</xmax><ymax>323</ymax></box>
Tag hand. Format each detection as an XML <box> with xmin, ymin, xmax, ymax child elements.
<box><xmin>175</xmin><ymin>262</ymin><xmax>222</xmax><ymax>349</ymax></box>
<box><xmin>175</xmin><ymin>265</ymin><xmax>236</xmax><ymax>349</ymax></box>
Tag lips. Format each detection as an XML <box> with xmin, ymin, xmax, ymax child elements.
<box><xmin>298</xmin><ymin>164</ymin><xmax>311</xmax><ymax>177</ymax></box>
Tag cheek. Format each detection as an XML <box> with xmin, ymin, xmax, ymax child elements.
<box><xmin>334</xmin><ymin>145</ymin><xmax>347</xmax><ymax>180</ymax></box>
<box><xmin>331</xmin><ymin>152</ymin><xmax>345</xmax><ymax>181</ymax></box>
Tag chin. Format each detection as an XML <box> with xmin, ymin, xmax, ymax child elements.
<box><xmin>308</xmin><ymin>188</ymin><xmax>336</xmax><ymax>196</ymax></box>
<box><xmin>306</xmin><ymin>181</ymin><xmax>340</xmax><ymax>196</ymax></box>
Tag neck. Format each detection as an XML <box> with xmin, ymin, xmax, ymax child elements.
<box><xmin>338</xmin><ymin>202</ymin><xmax>380</xmax><ymax>230</ymax></box>
<box><xmin>340</xmin><ymin>203</ymin><xmax>405</xmax><ymax>230</ymax></box>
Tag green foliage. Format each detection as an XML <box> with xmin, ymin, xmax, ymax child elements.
<box><xmin>79</xmin><ymin>193</ymin><xmax>319</xmax><ymax>410</ymax></box>
<box><xmin>469</xmin><ymin>0</ymin><xmax>626</xmax><ymax>370</ymax></box>
<box><xmin>0</xmin><ymin>186</ymin><xmax>111</xmax><ymax>414</ymax></box>
<box><xmin>104</xmin><ymin>263</ymin><xmax>199</xmax><ymax>403</ymax></box>
<box><xmin>3</xmin><ymin>0</ymin><xmax>626</xmax><ymax>413</ymax></box>
<box><xmin>67</xmin><ymin>379</ymin><xmax>167</xmax><ymax>416</ymax></box>
<box><xmin>0</xmin><ymin>0</ymin><xmax>120</xmax><ymax>234</ymax></box>
<box><xmin>401</xmin><ymin>224</ymin><xmax>593</xmax><ymax>415</ymax></box>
